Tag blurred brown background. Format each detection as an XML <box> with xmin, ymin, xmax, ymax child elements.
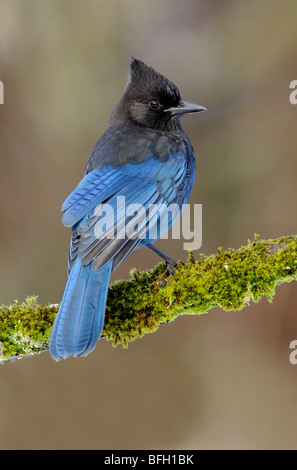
<box><xmin>0</xmin><ymin>0</ymin><xmax>297</xmax><ymax>450</ymax></box>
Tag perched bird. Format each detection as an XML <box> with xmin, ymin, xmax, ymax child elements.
<box><xmin>50</xmin><ymin>58</ymin><xmax>206</xmax><ymax>361</ymax></box>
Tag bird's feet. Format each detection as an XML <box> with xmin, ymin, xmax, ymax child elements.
<box><xmin>165</xmin><ymin>258</ymin><xmax>178</xmax><ymax>276</ymax></box>
<box><xmin>146</xmin><ymin>243</ymin><xmax>177</xmax><ymax>276</ymax></box>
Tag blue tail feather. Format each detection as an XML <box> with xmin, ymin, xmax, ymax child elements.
<box><xmin>50</xmin><ymin>260</ymin><xmax>112</xmax><ymax>361</ymax></box>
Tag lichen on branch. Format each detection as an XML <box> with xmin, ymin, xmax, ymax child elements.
<box><xmin>0</xmin><ymin>235</ymin><xmax>296</xmax><ymax>364</ymax></box>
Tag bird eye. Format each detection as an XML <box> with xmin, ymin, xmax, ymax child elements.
<box><xmin>149</xmin><ymin>100</ymin><xmax>160</xmax><ymax>111</ymax></box>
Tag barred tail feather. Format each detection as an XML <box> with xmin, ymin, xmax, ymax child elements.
<box><xmin>49</xmin><ymin>259</ymin><xmax>112</xmax><ymax>361</ymax></box>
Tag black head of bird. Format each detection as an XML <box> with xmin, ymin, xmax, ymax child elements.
<box><xmin>109</xmin><ymin>58</ymin><xmax>206</xmax><ymax>131</ymax></box>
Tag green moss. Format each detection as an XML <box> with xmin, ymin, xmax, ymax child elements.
<box><xmin>1</xmin><ymin>235</ymin><xmax>296</xmax><ymax>362</ymax></box>
<box><xmin>102</xmin><ymin>235</ymin><xmax>297</xmax><ymax>346</ymax></box>
<box><xmin>0</xmin><ymin>296</ymin><xmax>58</xmax><ymax>361</ymax></box>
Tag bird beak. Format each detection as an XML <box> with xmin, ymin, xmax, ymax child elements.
<box><xmin>166</xmin><ymin>101</ymin><xmax>207</xmax><ymax>116</ymax></box>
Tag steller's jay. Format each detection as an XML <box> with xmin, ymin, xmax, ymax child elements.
<box><xmin>50</xmin><ymin>58</ymin><xmax>206</xmax><ymax>361</ymax></box>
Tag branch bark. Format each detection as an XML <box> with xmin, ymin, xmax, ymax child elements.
<box><xmin>1</xmin><ymin>235</ymin><xmax>296</xmax><ymax>364</ymax></box>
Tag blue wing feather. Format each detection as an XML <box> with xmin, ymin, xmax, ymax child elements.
<box><xmin>50</xmin><ymin>153</ymin><xmax>194</xmax><ymax>360</ymax></box>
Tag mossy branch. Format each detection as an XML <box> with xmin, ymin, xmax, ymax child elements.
<box><xmin>1</xmin><ymin>235</ymin><xmax>296</xmax><ymax>364</ymax></box>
